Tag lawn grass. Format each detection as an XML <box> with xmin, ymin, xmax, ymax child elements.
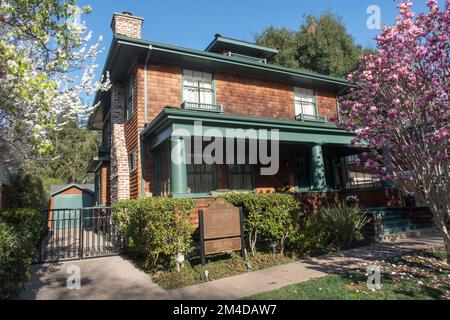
<box><xmin>152</xmin><ymin>252</ymin><xmax>297</xmax><ymax>289</ymax></box>
<box><xmin>249</xmin><ymin>249</ymin><xmax>450</xmax><ymax>300</ymax></box>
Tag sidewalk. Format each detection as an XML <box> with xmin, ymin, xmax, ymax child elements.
<box><xmin>22</xmin><ymin>233</ymin><xmax>444</xmax><ymax>300</ymax></box>
<box><xmin>167</xmin><ymin>233</ymin><xmax>444</xmax><ymax>299</ymax></box>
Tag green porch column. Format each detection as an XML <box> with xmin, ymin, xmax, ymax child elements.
<box><xmin>311</xmin><ymin>143</ymin><xmax>326</xmax><ymax>191</ymax></box>
<box><xmin>170</xmin><ymin>136</ymin><xmax>188</xmax><ymax>195</ymax></box>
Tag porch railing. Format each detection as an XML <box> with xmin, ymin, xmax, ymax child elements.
<box><xmin>295</xmin><ymin>113</ymin><xmax>328</xmax><ymax>123</ymax></box>
<box><xmin>182</xmin><ymin>101</ymin><xmax>224</xmax><ymax>113</ymax></box>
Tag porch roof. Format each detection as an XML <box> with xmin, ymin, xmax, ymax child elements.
<box><xmin>86</xmin><ymin>156</ymin><xmax>110</xmax><ymax>173</ymax></box>
<box><xmin>142</xmin><ymin>107</ymin><xmax>357</xmax><ymax>150</ymax></box>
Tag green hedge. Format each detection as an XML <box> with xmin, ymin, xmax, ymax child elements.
<box><xmin>113</xmin><ymin>197</ymin><xmax>196</xmax><ymax>270</ymax></box>
<box><xmin>0</xmin><ymin>208</ymin><xmax>44</xmax><ymax>299</ymax></box>
<box><xmin>223</xmin><ymin>193</ymin><xmax>301</xmax><ymax>255</ymax></box>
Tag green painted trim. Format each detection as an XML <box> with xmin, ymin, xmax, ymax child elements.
<box><xmin>86</xmin><ymin>156</ymin><xmax>110</xmax><ymax>173</ymax></box>
<box><xmin>114</xmin><ymin>34</ymin><xmax>349</xmax><ymax>86</ymax></box>
<box><xmin>172</xmin><ymin>122</ymin><xmax>353</xmax><ymax>145</ymax></box>
<box><xmin>142</xmin><ymin>107</ymin><xmax>354</xmax><ymax>138</ymax></box>
<box><xmin>205</xmin><ymin>36</ymin><xmax>278</xmax><ymax>54</ymax></box>
<box><xmin>311</xmin><ymin>144</ymin><xmax>326</xmax><ymax>191</ymax></box>
<box><xmin>170</xmin><ymin>137</ymin><xmax>188</xmax><ymax>195</ymax></box>
<box><xmin>89</xmin><ymin>37</ymin><xmax>121</xmax><ymax>128</ymax></box>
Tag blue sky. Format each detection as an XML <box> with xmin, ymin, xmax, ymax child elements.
<box><xmin>77</xmin><ymin>0</ymin><xmax>432</xmax><ymax>78</ymax></box>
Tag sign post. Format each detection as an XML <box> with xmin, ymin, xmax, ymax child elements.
<box><xmin>198</xmin><ymin>199</ymin><xmax>245</xmax><ymax>266</ymax></box>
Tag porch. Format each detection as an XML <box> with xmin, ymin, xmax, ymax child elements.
<box><xmin>141</xmin><ymin>107</ymin><xmax>389</xmax><ymax>207</ymax></box>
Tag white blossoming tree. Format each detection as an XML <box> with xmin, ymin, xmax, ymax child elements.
<box><xmin>0</xmin><ymin>0</ymin><xmax>110</xmax><ymax>165</ymax></box>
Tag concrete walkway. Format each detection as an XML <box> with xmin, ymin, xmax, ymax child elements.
<box><xmin>168</xmin><ymin>233</ymin><xmax>444</xmax><ymax>299</ymax></box>
<box><xmin>20</xmin><ymin>256</ymin><xmax>170</xmax><ymax>300</ymax></box>
<box><xmin>21</xmin><ymin>233</ymin><xmax>444</xmax><ymax>300</ymax></box>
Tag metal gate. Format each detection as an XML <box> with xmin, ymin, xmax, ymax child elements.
<box><xmin>35</xmin><ymin>207</ymin><xmax>124</xmax><ymax>263</ymax></box>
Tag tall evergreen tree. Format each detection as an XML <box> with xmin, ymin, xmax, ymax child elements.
<box><xmin>27</xmin><ymin>119</ymin><xmax>100</xmax><ymax>184</ymax></box>
<box><xmin>254</xmin><ymin>12</ymin><xmax>372</xmax><ymax>78</ymax></box>
<box><xmin>252</xmin><ymin>27</ymin><xmax>298</xmax><ymax>69</ymax></box>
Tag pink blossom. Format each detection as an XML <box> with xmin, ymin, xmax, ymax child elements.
<box><xmin>338</xmin><ymin>0</ymin><xmax>449</xmax><ymax>186</ymax></box>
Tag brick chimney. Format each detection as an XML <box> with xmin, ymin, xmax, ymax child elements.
<box><xmin>111</xmin><ymin>11</ymin><xmax>144</xmax><ymax>39</ymax></box>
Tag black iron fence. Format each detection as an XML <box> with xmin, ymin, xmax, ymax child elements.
<box><xmin>35</xmin><ymin>207</ymin><xmax>124</xmax><ymax>263</ymax></box>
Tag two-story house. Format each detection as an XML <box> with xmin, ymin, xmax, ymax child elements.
<box><xmin>87</xmin><ymin>12</ymin><xmax>403</xmax><ymax>212</ymax></box>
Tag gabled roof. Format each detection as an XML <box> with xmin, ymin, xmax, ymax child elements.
<box><xmin>89</xmin><ymin>33</ymin><xmax>351</xmax><ymax>130</ymax></box>
<box><xmin>50</xmin><ymin>184</ymin><xmax>95</xmax><ymax>196</ymax></box>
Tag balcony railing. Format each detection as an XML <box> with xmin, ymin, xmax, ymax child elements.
<box><xmin>227</xmin><ymin>52</ymin><xmax>267</xmax><ymax>64</ymax></box>
<box><xmin>182</xmin><ymin>101</ymin><xmax>224</xmax><ymax>113</ymax></box>
<box><xmin>295</xmin><ymin>113</ymin><xmax>328</xmax><ymax>123</ymax></box>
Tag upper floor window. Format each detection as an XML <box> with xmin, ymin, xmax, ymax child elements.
<box><xmin>294</xmin><ymin>87</ymin><xmax>316</xmax><ymax>119</ymax></box>
<box><xmin>126</xmin><ymin>76</ymin><xmax>134</xmax><ymax>120</ymax></box>
<box><xmin>183</xmin><ymin>70</ymin><xmax>214</xmax><ymax>105</ymax></box>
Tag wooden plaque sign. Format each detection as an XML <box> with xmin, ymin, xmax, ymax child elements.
<box><xmin>198</xmin><ymin>199</ymin><xmax>245</xmax><ymax>265</ymax></box>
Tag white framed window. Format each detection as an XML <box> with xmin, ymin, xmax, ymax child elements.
<box><xmin>126</xmin><ymin>76</ymin><xmax>134</xmax><ymax>120</ymax></box>
<box><xmin>294</xmin><ymin>87</ymin><xmax>316</xmax><ymax>117</ymax></box>
<box><xmin>128</xmin><ymin>149</ymin><xmax>137</xmax><ymax>172</ymax></box>
<box><xmin>183</xmin><ymin>69</ymin><xmax>214</xmax><ymax>105</ymax></box>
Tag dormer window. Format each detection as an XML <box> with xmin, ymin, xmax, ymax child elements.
<box><xmin>126</xmin><ymin>76</ymin><xmax>134</xmax><ymax>120</ymax></box>
<box><xmin>205</xmin><ymin>34</ymin><xmax>277</xmax><ymax>65</ymax></box>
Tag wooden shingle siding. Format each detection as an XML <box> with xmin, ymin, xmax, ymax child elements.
<box><xmin>126</xmin><ymin>60</ymin><xmax>340</xmax><ymax>200</ymax></box>
<box><xmin>146</xmin><ymin>62</ymin><xmax>182</xmax><ymax>123</ymax></box>
<box><xmin>215</xmin><ymin>72</ymin><xmax>294</xmax><ymax>120</ymax></box>
<box><xmin>141</xmin><ymin>63</ymin><xmax>338</xmax><ymax>125</ymax></box>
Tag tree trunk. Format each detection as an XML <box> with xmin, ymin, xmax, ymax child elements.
<box><xmin>249</xmin><ymin>231</ymin><xmax>257</xmax><ymax>256</ymax></box>
<box><xmin>431</xmin><ymin>206</ymin><xmax>450</xmax><ymax>264</ymax></box>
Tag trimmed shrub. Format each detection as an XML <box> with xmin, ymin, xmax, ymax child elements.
<box><xmin>0</xmin><ymin>208</ymin><xmax>45</xmax><ymax>244</ymax></box>
<box><xmin>224</xmin><ymin>193</ymin><xmax>301</xmax><ymax>255</ymax></box>
<box><xmin>299</xmin><ymin>205</ymin><xmax>369</xmax><ymax>254</ymax></box>
<box><xmin>0</xmin><ymin>208</ymin><xmax>44</xmax><ymax>299</ymax></box>
<box><xmin>113</xmin><ymin>197</ymin><xmax>196</xmax><ymax>270</ymax></box>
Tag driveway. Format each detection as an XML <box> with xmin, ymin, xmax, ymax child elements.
<box><xmin>20</xmin><ymin>256</ymin><xmax>170</xmax><ymax>300</ymax></box>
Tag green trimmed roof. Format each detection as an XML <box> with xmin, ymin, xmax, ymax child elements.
<box><xmin>89</xmin><ymin>33</ymin><xmax>351</xmax><ymax>130</ymax></box>
<box><xmin>141</xmin><ymin>107</ymin><xmax>357</xmax><ymax>150</ymax></box>
<box><xmin>86</xmin><ymin>156</ymin><xmax>110</xmax><ymax>173</ymax></box>
<box><xmin>205</xmin><ymin>34</ymin><xmax>278</xmax><ymax>59</ymax></box>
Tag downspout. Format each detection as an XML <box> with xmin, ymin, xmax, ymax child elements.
<box><xmin>141</xmin><ymin>45</ymin><xmax>152</xmax><ymax>199</ymax></box>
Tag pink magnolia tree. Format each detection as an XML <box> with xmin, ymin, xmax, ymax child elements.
<box><xmin>338</xmin><ymin>1</ymin><xmax>449</xmax><ymax>261</ymax></box>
